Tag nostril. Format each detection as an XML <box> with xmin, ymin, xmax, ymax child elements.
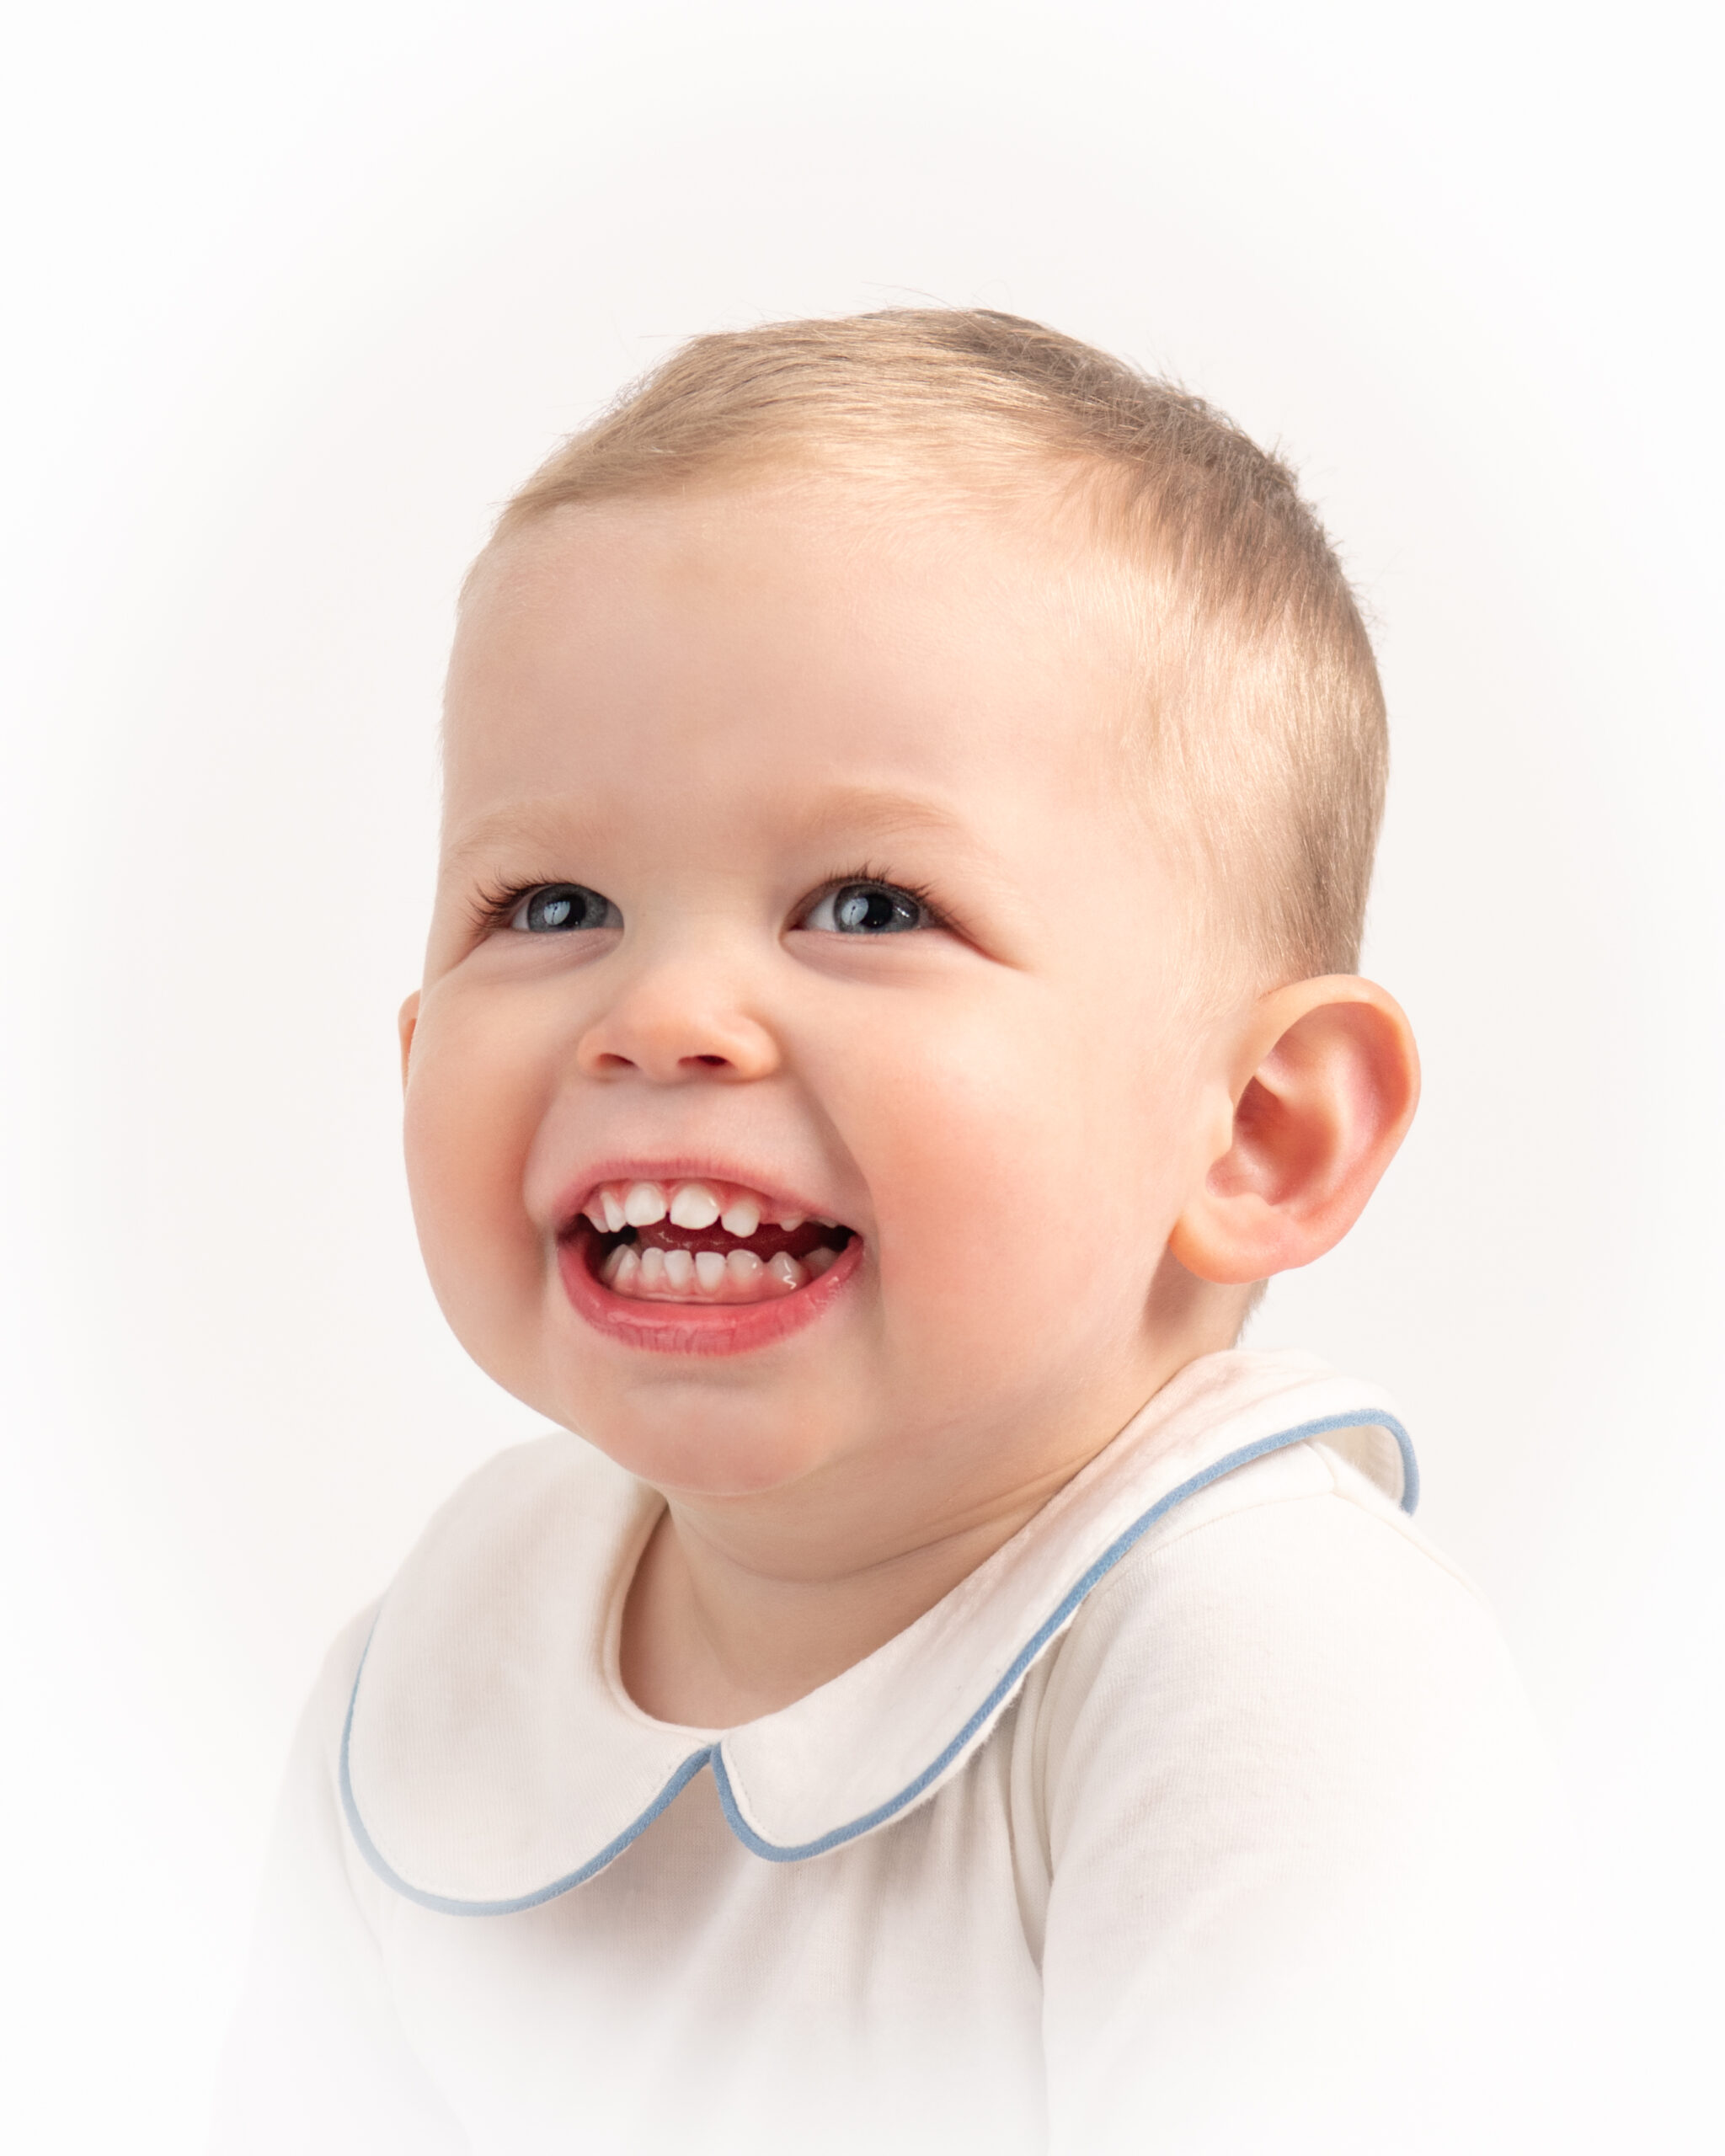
<box><xmin>688</xmin><ymin>1054</ymin><xmax>729</xmax><ymax>1069</ymax></box>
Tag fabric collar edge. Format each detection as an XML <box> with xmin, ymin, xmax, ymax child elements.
<box><xmin>341</xmin><ymin>1405</ymin><xmax>1414</xmax><ymax>1913</ymax></box>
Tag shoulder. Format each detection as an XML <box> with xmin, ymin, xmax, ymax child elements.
<box><xmin>1036</xmin><ymin>1436</ymin><xmax>1539</xmax><ymax>1848</ymax></box>
<box><xmin>281</xmin><ymin>1431</ymin><xmax>642</xmax><ymax>1893</ymax></box>
<box><xmin>405</xmin><ymin>1427</ymin><xmax>636</xmax><ymax>1555</ymax></box>
<box><xmin>1029</xmin><ymin>1444</ymin><xmax>1550</xmax><ymax>2151</ymax></box>
<box><xmin>1075</xmin><ymin>1431</ymin><xmax>1507</xmax><ymax>1670</ymax></box>
<box><xmin>364</xmin><ymin>1429</ymin><xmax>647</xmax><ymax>1661</ymax></box>
<box><xmin>291</xmin><ymin>1433</ymin><xmax>606</xmax><ymax>1747</ymax></box>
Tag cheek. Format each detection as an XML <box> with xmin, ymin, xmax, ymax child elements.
<box><xmin>821</xmin><ymin>991</ymin><xmax>1187</xmax><ymax>1337</ymax></box>
<box><xmin>402</xmin><ymin>994</ymin><xmax>549</xmax><ymax>1327</ymax></box>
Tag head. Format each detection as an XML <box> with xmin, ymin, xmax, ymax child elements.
<box><xmin>398</xmin><ymin>310</ymin><xmax>1418</xmax><ymax>1528</ymax></box>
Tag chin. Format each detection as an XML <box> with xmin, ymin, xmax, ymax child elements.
<box><xmin>512</xmin><ymin>1348</ymin><xmax>826</xmax><ymax>1496</ymax></box>
<box><xmin>574</xmin><ymin>1401</ymin><xmax>839</xmax><ymax>1499</ymax></box>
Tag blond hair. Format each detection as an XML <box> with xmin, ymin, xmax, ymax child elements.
<box><xmin>484</xmin><ymin>310</ymin><xmax>1386</xmax><ymax>983</ymax></box>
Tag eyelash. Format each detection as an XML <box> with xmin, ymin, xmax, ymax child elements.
<box><xmin>467</xmin><ymin>879</ymin><xmax>549</xmax><ymax>937</ymax></box>
<box><xmin>805</xmin><ymin>862</ymin><xmax>952</xmax><ymax>934</ymax></box>
<box><xmin>467</xmin><ymin>864</ymin><xmax>955</xmax><ymax>937</ymax></box>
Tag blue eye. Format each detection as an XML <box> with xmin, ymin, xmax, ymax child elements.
<box><xmin>802</xmin><ymin>881</ymin><xmax>928</xmax><ymax>934</ymax></box>
<box><xmin>510</xmin><ymin>883</ymin><xmax>621</xmax><ymax>933</ymax></box>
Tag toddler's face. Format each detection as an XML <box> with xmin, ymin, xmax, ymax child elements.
<box><xmin>405</xmin><ymin>481</ymin><xmax>1244</xmax><ymax>1507</ymax></box>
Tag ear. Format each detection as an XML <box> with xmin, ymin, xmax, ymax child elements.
<box><xmin>398</xmin><ymin>991</ymin><xmax>420</xmax><ymax>1092</ymax></box>
<box><xmin>1169</xmin><ymin>977</ymin><xmax>1419</xmax><ymax>1286</ymax></box>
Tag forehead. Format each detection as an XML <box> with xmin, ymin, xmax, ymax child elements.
<box><xmin>442</xmin><ymin>481</ymin><xmax>1143</xmax><ymax>858</ymax></box>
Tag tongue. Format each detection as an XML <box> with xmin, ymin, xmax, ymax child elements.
<box><xmin>633</xmin><ymin>1219</ymin><xmax>842</xmax><ymax>1262</ymax></box>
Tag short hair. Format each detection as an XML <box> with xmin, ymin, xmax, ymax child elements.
<box><xmin>483</xmin><ymin>309</ymin><xmax>1386</xmax><ymax>984</ymax></box>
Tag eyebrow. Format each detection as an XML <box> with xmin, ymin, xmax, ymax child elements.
<box><xmin>441</xmin><ymin>784</ymin><xmax>984</xmax><ymax>872</ymax></box>
<box><xmin>440</xmin><ymin>799</ymin><xmax>607</xmax><ymax>875</ymax></box>
<box><xmin>782</xmin><ymin>784</ymin><xmax>977</xmax><ymax>851</ymax></box>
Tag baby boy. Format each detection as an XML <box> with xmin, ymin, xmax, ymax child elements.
<box><xmin>213</xmin><ymin>311</ymin><xmax>1538</xmax><ymax>2153</ymax></box>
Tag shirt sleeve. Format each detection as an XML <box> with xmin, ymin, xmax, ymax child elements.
<box><xmin>207</xmin><ymin>1609</ymin><xmax>473</xmax><ymax>2156</ymax></box>
<box><xmin>1031</xmin><ymin>1453</ymin><xmax>1549</xmax><ymax>2154</ymax></box>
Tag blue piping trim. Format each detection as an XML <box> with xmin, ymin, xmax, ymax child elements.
<box><xmin>342</xmin><ymin>1407</ymin><xmax>1414</xmax><ymax>1911</ymax></box>
<box><xmin>339</xmin><ymin>1662</ymin><xmax>715</xmax><ymax>1917</ymax></box>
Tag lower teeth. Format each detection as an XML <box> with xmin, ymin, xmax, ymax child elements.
<box><xmin>601</xmin><ymin>1242</ymin><xmax>837</xmax><ymax>1301</ymax></box>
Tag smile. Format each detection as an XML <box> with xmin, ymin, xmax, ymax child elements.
<box><xmin>556</xmin><ymin>1175</ymin><xmax>862</xmax><ymax>1356</ymax></box>
<box><xmin>576</xmin><ymin>1177</ymin><xmax>852</xmax><ymax>1303</ymax></box>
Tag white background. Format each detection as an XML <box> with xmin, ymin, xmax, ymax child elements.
<box><xmin>3</xmin><ymin>2</ymin><xmax>1721</xmax><ymax>2147</ymax></box>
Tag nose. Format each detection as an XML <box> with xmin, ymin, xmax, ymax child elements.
<box><xmin>573</xmin><ymin>949</ymin><xmax>782</xmax><ymax>1085</ymax></box>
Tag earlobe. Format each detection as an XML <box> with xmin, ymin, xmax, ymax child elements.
<box><xmin>398</xmin><ymin>992</ymin><xmax>420</xmax><ymax>1093</ymax></box>
<box><xmin>1168</xmin><ymin>977</ymin><xmax>1420</xmax><ymax>1287</ymax></box>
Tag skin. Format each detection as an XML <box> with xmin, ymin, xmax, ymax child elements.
<box><xmin>400</xmin><ymin>478</ymin><xmax>1419</xmax><ymax>1728</ymax></box>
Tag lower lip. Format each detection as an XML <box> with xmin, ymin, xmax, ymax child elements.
<box><xmin>556</xmin><ymin>1221</ymin><xmax>864</xmax><ymax>1358</ymax></box>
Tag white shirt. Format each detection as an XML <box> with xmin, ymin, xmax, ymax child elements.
<box><xmin>211</xmin><ymin>1350</ymin><xmax>1543</xmax><ymax>2154</ymax></box>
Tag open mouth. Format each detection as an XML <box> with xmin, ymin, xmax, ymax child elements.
<box><xmin>565</xmin><ymin>1177</ymin><xmax>856</xmax><ymax>1306</ymax></box>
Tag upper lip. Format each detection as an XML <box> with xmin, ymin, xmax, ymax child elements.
<box><xmin>550</xmin><ymin>1159</ymin><xmax>851</xmax><ymax>1237</ymax></box>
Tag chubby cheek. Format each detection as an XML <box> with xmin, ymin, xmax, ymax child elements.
<box><xmin>402</xmin><ymin>992</ymin><xmax>552</xmax><ymax>1390</ymax></box>
<box><xmin>830</xmin><ymin>998</ymin><xmax>1190</xmax><ymax>1390</ymax></box>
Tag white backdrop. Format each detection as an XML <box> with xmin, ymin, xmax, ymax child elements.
<box><xmin>3</xmin><ymin>3</ymin><xmax>1720</xmax><ymax>2147</ymax></box>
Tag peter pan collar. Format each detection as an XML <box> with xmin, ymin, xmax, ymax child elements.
<box><xmin>342</xmin><ymin>1348</ymin><xmax>1415</xmax><ymax>1916</ymax></box>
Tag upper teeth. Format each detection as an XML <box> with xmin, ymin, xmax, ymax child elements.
<box><xmin>585</xmin><ymin>1178</ymin><xmax>826</xmax><ymax>1235</ymax></box>
<box><xmin>667</xmin><ymin>1182</ymin><xmax>721</xmax><ymax>1230</ymax></box>
<box><xmin>719</xmin><ymin>1194</ymin><xmax>760</xmax><ymax>1238</ymax></box>
<box><xmin>623</xmin><ymin>1182</ymin><xmax>666</xmax><ymax>1226</ymax></box>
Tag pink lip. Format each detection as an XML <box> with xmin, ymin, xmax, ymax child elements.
<box><xmin>557</xmin><ymin>1219</ymin><xmax>864</xmax><ymax>1358</ymax></box>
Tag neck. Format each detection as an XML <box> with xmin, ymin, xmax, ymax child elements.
<box><xmin>619</xmin><ymin>1280</ymin><xmax>1249</xmax><ymax>1727</ymax></box>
